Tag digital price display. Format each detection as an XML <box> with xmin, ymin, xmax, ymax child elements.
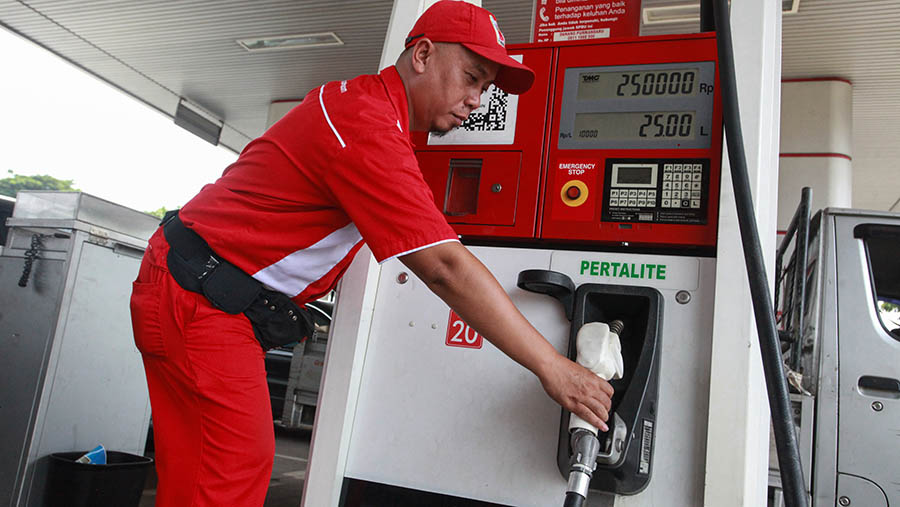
<box><xmin>577</xmin><ymin>68</ymin><xmax>699</xmax><ymax>100</ymax></box>
<box><xmin>558</xmin><ymin>61</ymin><xmax>716</xmax><ymax>150</ymax></box>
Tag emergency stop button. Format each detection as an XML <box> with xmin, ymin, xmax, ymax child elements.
<box><xmin>561</xmin><ymin>180</ymin><xmax>588</xmax><ymax>207</ymax></box>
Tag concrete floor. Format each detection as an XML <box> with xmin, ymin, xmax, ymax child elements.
<box><xmin>139</xmin><ymin>426</ymin><xmax>311</xmax><ymax>506</ymax></box>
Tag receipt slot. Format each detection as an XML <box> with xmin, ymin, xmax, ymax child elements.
<box><xmin>518</xmin><ymin>269</ymin><xmax>663</xmax><ymax>495</ymax></box>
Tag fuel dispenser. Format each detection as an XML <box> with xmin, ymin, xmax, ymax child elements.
<box><xmin>309</xmin><ymin>32</ymin><xmax>724</xmax><ymax>507</ymax></box>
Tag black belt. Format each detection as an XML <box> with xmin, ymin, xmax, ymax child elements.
<box><xmin>161</xmin><ymin>210</ymin><xmax>314</xmax><ymax>350</ymax></box>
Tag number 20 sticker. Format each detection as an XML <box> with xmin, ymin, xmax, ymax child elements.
<box><xmin>446</xmin><ymin>310</ymin><xmax>483</xmax><ymax>349</ymax></box>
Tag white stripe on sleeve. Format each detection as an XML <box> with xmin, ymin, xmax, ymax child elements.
<box><xmin>319</xmin><ymin>84</ymin><xmax>346</xmax><ymax>148</ymax></box>
<box><xmin>378</xmin><ymin>238</ymin><xmax>461</xmax><ymax>264</ymax></box>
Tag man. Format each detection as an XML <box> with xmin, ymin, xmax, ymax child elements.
<box><xmin>130</xmin><ymin>2</ymin><xmax>613</xmax><ymax>505</ymax></box>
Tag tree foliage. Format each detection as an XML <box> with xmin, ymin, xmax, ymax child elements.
<box><xmin>0</xmin><ymin>170</ymin><xmax>79</xmax><ymax>198</ymax></box>
<box><xmin>146</xmin><ymin>207</ymin><xmax>169</xmax><ymax>219</ymax></box>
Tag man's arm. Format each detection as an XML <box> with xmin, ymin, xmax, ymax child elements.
<box><xmin>400</xmin><ymin>241</ymin><xmax>613</xmax><ymax>431</ymax></box>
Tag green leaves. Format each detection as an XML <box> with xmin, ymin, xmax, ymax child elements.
<box><xmin>0</xmin><ymin>170</ymin><xmax>78</xmax><ymax>198</ymax></box>
<box><xmin>146</xmin><ymin>207</ymin><xmax>168</xmax><ymax>219</ymax></box>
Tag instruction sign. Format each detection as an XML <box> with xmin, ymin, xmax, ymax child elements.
<box><xmin>533</xmin><ymin>0</ymin><xmax>641</xmax><ymax>43</ymax></box>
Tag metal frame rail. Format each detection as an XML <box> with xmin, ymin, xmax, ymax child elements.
<box><xmin>774</xmin><ymin>187</ymin><xmax>812</xmax><ymax>370</ymax></box>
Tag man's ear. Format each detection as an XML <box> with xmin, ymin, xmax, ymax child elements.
<box><xmin>410</xmin><ymin>38</ymin><xmax>436</xmax><ymax>74</ymax></box>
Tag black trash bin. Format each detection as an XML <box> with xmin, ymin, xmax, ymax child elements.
<box><xmin>44</xmin><ymin>450</ymin><xmax>153</xmax><ymax>507</ymax></box>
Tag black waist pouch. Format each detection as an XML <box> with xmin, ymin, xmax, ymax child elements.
<box><xmin>162</xmin><ymin>211</ymin><xmax>314</xmax><ymax>350</ymax></box>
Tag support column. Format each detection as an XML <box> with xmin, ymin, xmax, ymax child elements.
<box><xmin>704</xmin><ymin>1</ymin><xmax>782</xmax><ymax>505</ymax></box>
<box><xmin>777</xmin><ymin>78</ymin><xmax>852</xmax><ymax>229</ymax></box>
<box><xmin>301</xmin><ymin>2</ymin><xmax>478</xmax><ymax>506</ymax></box>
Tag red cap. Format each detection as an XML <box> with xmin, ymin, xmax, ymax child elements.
<box><xmin>405</xmin><ymin>1</ymin><xmax>535</xmax><ymax>95</ymax></box>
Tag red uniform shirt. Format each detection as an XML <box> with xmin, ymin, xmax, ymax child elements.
<box><xmin>178</xmin><ymin>66</ymin><xmax>458</xmax><ymax>305</ymax></box>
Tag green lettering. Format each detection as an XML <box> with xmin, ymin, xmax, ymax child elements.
<box><xmin>630</xmin><ymin>263</ymin><xmax>640</xmax><ymax>277</ymax></box>
<box><xmin>611</xmin><ymin>262</ymin><xmax>620</xmax><ymax>277</ymax></box>
<box><xmin>590</xmin><ymin>261</ymin><xmax>600</xmax><ymax>276</ymax></box>
<box><xmin>619</xmin><ymin>264</ymin><xmax>630</xmax><ymax>278</ymax></box>
<box><xmin>600</xmin><ymin>262</ymin><xmax>610</xmax><ymax>277</ymax></box>
<box><xmin>640</xmin><ymin>264</ymin><xmax>646</xmax><ymax>278</ymax></box>
<box><xmin>646</xmin><ymin>264</ymin><xmax>656</xmax><ymax>278</ymax></box>
<box><xmin>580</xmin><ymin>261</ymin><xmax>590</xmax><ymax>275</ymax></box>
<box><xmin>657</xmin><ymin>264</ymin><xmax>667</xmax><ymax>280</ymax></box>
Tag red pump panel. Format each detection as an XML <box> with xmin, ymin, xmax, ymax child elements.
<box><xmin>413</xmin><ymin>34</ymin><xmax>722</xmax><ymax>250</ymax></box>
<box><xmin>540</xmin><ymin>33</ymin><xmax>723</xmax><ymax>248</ymax></box>
<box><xmin>412</xmin><ymin>47</ymin><xmax>554</xmax><ymax>239</ymax></box>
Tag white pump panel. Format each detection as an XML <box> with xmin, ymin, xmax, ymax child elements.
<box><xmin>335</xmin><ymin>246</ymin><xmax>717</xmax><ymax>506</ymax></box>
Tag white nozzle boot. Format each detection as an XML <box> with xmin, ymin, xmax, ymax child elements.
<box><xmin>569</xmin><ymin>320</ymin><xmax>624</xmax><ymax>433</ymax></box>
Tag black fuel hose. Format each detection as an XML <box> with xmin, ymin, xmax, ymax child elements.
<box><xmin>700</xmin><ymin>0</ymin><xmax>714</xmax><ymax>32</ymax></box>
<box><xmin>712</xmin><ymin>1</ymin><xmax>808</xmax><ymax>506</ymax></box>
<box><xmin>563</xmin><ymin>492</ymin><xmax>585</xmax><ymax>507</ymax></box>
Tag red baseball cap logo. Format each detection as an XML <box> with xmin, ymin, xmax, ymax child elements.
<box><xmin>489</xmin><ymin>14</ymin><xmax>506</xmax><ymax>48</ymax></box>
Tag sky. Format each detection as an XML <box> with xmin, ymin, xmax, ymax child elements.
<box><xmin>0</xmin><ymin>27</ymin><xmax>238</xmax><ymax>213</ymax></box>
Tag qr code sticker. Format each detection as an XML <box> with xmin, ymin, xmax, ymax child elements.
<box><xmin>428</xmin><ymin>83</ymin><xmax>520</xmax><ymax>146</ymax></box>
<box><xmin>459</xmin><ymin>87</ymin><xmax>509</xmax><ymax>132</ymax></box>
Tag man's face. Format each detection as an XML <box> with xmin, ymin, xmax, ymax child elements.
<box><xmin>413</xmin><ymin>43</ymin><xmax>499</xmax><ymax>134</ymax></box>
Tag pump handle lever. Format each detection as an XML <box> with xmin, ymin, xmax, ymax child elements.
<box><xmin>517</xmin><ymin>269</ymin><xmax>575</xmax><ymax>321</ymax></box>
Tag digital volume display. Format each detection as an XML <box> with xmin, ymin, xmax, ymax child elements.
<box><xmin>574</xmin><ymin>111</ymin><xmax>696</xmax><ymax>142</ymax></box>
<box><xmin>577</xmin><ymin>69</ymin><xmax>699</xmax><ymax>100</ymax></box>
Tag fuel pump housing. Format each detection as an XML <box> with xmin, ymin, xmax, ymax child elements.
<box><xmin>309</xmin><ymin>32</ymin><xmax>725</xmax><ymax>507</ymax></box>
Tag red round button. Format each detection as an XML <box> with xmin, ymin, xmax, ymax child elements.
<box><xmin>565</xmin><ymin>185</ymin><xmax>581</xmax><ymax>200</ymax></box>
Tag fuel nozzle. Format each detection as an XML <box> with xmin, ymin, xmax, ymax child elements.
<box><xmin>563</xmin><ymin>319</ymin><xmax>625</xmax><ymax>507</ymax></box>
<box><xmin>565</xmin><ymin>428</ymin><xmax>601</xmax><ymax>506</ymax></box>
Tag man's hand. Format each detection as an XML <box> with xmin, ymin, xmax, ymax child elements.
<box><xmin>537</xmin><ymin>353</ymin><xmax>614</xmax><ymax>432</ymax></box>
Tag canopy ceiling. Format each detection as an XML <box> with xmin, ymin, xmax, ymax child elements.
<box><xmin>2</xmin><ymin>0</ymin><xmax>897</xmax><ymax>211</ymax></box>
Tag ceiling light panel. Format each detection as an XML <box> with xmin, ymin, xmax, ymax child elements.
<box><xmin>643</xmin><ymin>0</ymin><xmax>799</xmax><ymax>25</ymax></box>
<box><xmin>237</xmin><ymin>32</ymin><xmax>344</xmax><ymax>52</ymax></box>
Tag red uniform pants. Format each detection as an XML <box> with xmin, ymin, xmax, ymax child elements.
<box><xmin>130</xmin><ymin>229</ymin><xmax>274</xmax><ymax>506</ymax></box>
